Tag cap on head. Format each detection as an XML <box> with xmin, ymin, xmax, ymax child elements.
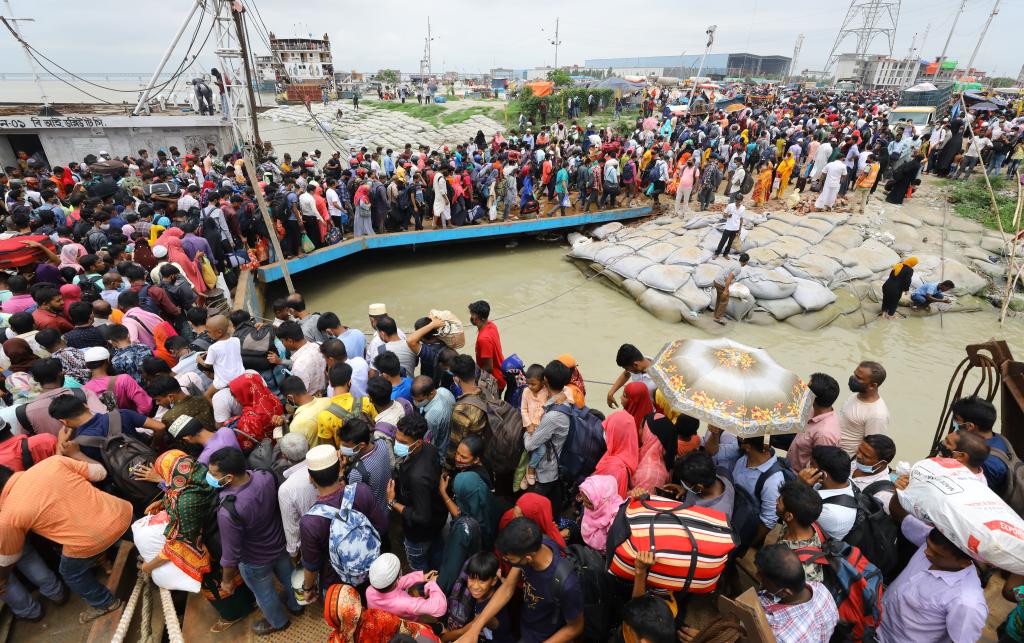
<box><xmin>167</xmin><ymin>414</ymin><xmax>203</xmax><ymax>439</ymax></box>
<box><xmin>83</xmin><ymin>346</ymin><xmax>110</xmax><ymax>362</ymax></box>
<box><xmin>368</xmin><ymin>303</ymin><xmax>387</xmax><ymax>316</ymax></box>
<box><xmin>368</xmin><ymin>553</ymin><xmax>401</xmax><ymax>589</ymax></box>
<box><xmin>153</xmin><ymin>245</ymin><xmax>169</xmax><ymax>259</ymax></box>
<box><xmin>305</xmin><ymin>444</ymin><xmax>339</xmax><ymax>471</ymax></box>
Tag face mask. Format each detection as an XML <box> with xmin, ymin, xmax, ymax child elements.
<box><xmin>393</xmin><ymin>441</ymin><xmax>412</xmax><ymax>458</ymax></box>
<box><xmin>455</xmin><ymin>461</ymin><xmax>472</xmax><ymax>470</ymax></box>
<box><xmin>100</xmin><ymin>224</ymin><xmax>110</xmax><ymax>231</ymax></box>
<box><xmin>854</xmin><ymin>459</ymin><xmax>883</xmax><ymax>474</ymax></box>
<box><xmin>340</xmin><ymin>445</ymin><xmax>358</xmax><ymax>458</ymax></box>
<box><xmin>950</xmin><ymin>419</ymin><xmax>961</xmax><ymax>432</ymax></box>
<box><xmin>414</xmin><ymin>399</ymin><xmax>429</xmax><ymax>409</ymax></box>
<box><xmin>681</xmin><ymin>481</ymin><xmax>700</xmax><ymax>497</ymax></box>
<box><xmin>758</xmin><ymin>589</ymin><xmax>782</xmax><ymax>605</ymax></box>
<box><xmin>848</xmin><ymin>375</ymin><xmax>867</xmax><ymax>393</ymax></box>
<box><xmin>205</xmin><ymin>472</ymin><xmax>226</xmax><ymax>488</ymax></box>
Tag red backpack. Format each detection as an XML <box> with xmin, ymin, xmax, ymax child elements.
<box><xmin>796</xmin><ymin>524</ymin><xmax>885</xmax><ymax>642</ymax></box>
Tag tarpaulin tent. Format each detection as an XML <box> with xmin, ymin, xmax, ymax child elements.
<box><xmin>594</xmin><ymin>76</ymin><xmax>645</xmax><ymax>97</ymax></box>
<box><xmin>523</xmin><ymin>81</ymin><xmax>554</xmax><ymax>97</ymax></box>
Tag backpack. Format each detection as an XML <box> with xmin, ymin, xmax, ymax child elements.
<box><xmin>137</xmin><ymin>284</ymin><xmax>160</xmax><ymax>315</ymax></box>
<box><xmin>796</xmin><ymin>528</ymin><xmax>885</xmax><ymax>642</ymax></box>
<box><xmin>552</xmin><ymin>544</ymin><xmax>613</xmax><ymax>642</ymax></box>
<box><xmin>77</xmin><ymin>274</ymin><xmax>103</xmax><ymax>304</ymax></box>
<box><xmin>234</xmin><ymin>323</ymin><xmax>275</xmax><ymax>373</ymax></box>
<box><xmin>987</xmin><ymin>438</ymin><xmax>1024</xmax><ymax>516</ymax></box>
<box><xmin>397</xmin><ymin>183</ymin><xmax>413</xmax><ymax>210</ymax></box>
<box><xmin>72</xmin><ymin>411</ymin><xmax>160</xmax><ymax>506</ymax></box>
<box><xmin>622</xmin><ymin>161</ymin><xmax>635</xmax><ymax>182</ymax></box>
<box><xmin>98</xmin><ymin>375</ymin><xmax>118</xmax><ymax>412</ymax></box>
<box><xmin>16</xmin><ymin>387</ymin><xmax>87</xmax><ymax>435</ymax></box>
<box><xmin>270</xmin><ymin>193</ymin><xmax>290</xmax><ymax>221</ymax></box>
<box><xmin>326</xmin><ymin>396</ymin><xmax>371</xmax><ymax>426</ymax></box>
<box><xmin>304</xmin><ymin>484</ymin><xmax>381</xmax><ymax>585</ymax></box>
<box><xmin>740</xmin><ymin>171</ymin><xmax>754</xmax><ymax>194</ymax></box>
<box><xmin>356</xmin><ymin>198</ymin><xmax>372</xmax><ymax>219</ymax></box>
<box><xmin>460</xmin><ymin>394</ymin><xmax>525</xmax><ymax>478</ymax></box>
<box><xmin>443</xmin><ymin>557</ymin><xmax>478</xmax><ymax>631</ymax></box>
<box><xmin>823</xmin><ymin>485</ymin><xmax>901</xmax><ymax>583</ymax></box>
<box><xmin>549</xmin><ymin>403</ymin><xmax>606</xmax><ymax>490</ymax></box>
<box><xmin>726</xmin><ymin>459</ymin><xmax>795</xmax><ymax>550</ymax></box>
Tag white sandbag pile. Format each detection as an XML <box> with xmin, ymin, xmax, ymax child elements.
<box><xmin>568</xmin><ymin>204</ymin><xmax>993</xmax><ymax>326</ymax></box>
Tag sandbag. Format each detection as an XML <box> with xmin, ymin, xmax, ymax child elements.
<box><xmin>666</xmin><ymin>246</ymin><xmax>713</xmax><ymax>266</ymax></box>
<box><xmin>682</xmin><ymin>214</ymin><xmax>718</xmax><ymax>230</ymax></box>
<box><xmin>914</xmin><ymin>256</ymin><xmax>989</xmax><ymax>295</ymax></box>
<box><xmin>619</xmin><ymin>236</ymin><xmax>657</xmax><ymax>251</ymax></box>
<box><xmin>783</xmin><ymin>254</ymin><xmax>844</xmax><ymax>286</ymax></box>
<box><xmin>793</xmin><ymin>217</ymin><xmax>835</xmax><ymax>236</ymax></box>
<box><xmin>834</xmin><ymin>263</ymin><xmax>874</xmax><ymax>282</ymax></box>
<box><xmin>726</xmin><ymin>283</ymin><xmax>755</xmax><ymax>321</ymax></box>
<box><xmin>972</xmin><ymin>259</ymin><xmax>1005</xmax><ymax>278</ymax></box>
<box><xmin>889</xmin><ymin>212</ymin><xmax>921</xmax><ymax>228</ymax></box>
<box><xmin>756</xmin><ymin>296</ymin><xmax>804</xmax><ymax>320</ymax></box>
<box><xmin>737</xmin><ymin>267</ymin><xmax>797</xmax><ymax>300</ymax></box>
<box><xmin>604</xmin><ymin>255</ymin><xmax>655</xmax><ymax>280</ymax></box>
<box><xmin>693</xmin><ymin>263</ymin><xmax>721</xmax><ymax>288</ymax></box>
<box><xmin>807</xmin><ymin>211</ymin><xmax>851</xmax><ymax>226</ymax></box>
<box><xmin>595</xmin><ymin>244</ymin><xmax>632</xmax><ymax>263</ymax></box>
<box><xmin>962</xmin><ymin>246</ymin><xmax>993</xmax><ymax>262</ymax></box>
<box><xmin>132</xmin><ymin>512</ymin><xmax>202</xmax><ymax>592</ymax></box>
<box><xmin>784</xmin><ymin>301</ymin><xmax>845</xmax><ymax>331</ymax></box>
<box><xmin>760</xmin><ymin>219</ymin><xmax>797</xmax><ymax>237</ymax></box>
<box><xmin>622</xmin><ymin>278</ymin><xmax>648</xmax><ymax>300</ymax></box>
<box><xmin>743</xmin><ymin>227</ymin><xmax>779</xmax><ymax>249</ymax></box>
<box><xmin>591</xmin><ymin>222</ymin><xmax>623</xmax><ymax>240</ymax></box>
<box><xmin>845</xmin><ymin>239</ymin><xmax>900</xmax><ymax>273</ymax></box>
<box><xmin>825</xmin><ymin>226</ymin><xmax>865</xmax><ymax>249</ymax></box>
<box><xmin>768</xmin><ymin>236</ymin><xmax>811</xmax><ymax>259</ymax></box>
<box><xmin>787</xmin><ymin>225</ymin><xmax>824</xmax><ymax>245</ymax></box>
<box><xmin>746</xmin><ymin>246</ymin><xmax>781</xmax><ymax>266</ymax></box>
<box><xmin>766</xmin><ymin>212</ymin><xmax>803</xmax><ymax>226</ymax></box>
<box><xmin>980</xmin><ymin>236</ymin><xmax>1008</xmax><ymax>255</ymax></box>
<box><xmin>637</xmin><ymin>288</ymin><xmax>684</xmax><ymax>322</ymax></box>
<box><xmin>637</xmin><ymin>241</ymin><xmax>677</xmax><ymax>263</ymax></box>
<box><xmin>570</xmin><ymin>240</ymin><xmax>608</xmax><ymax>262</ymax></box>
<box><xmin>638</xmin><ymin>264</ymin><xmax>693</xmax><ymax>293</ymax></box>
<box><xmin>674</xmin><ymin>280</ymin><xmax>713</xmax><ymax>312</ymax></box>
<box><xmin>815</xmin><ymin>240</ymin><xmax>859</xmax><ymax>266</ymax></box>
<box><xmin>899</xmin><ymin>457</ymin><xmax>1024</xmax><ymax>574</ymax></box>
<box><xmin>699</xmin><ymin>228</ymin><xmax>726</xmax><ymax>252</ymax></box>
<box><xmin>791</xmin><ymin>276</ymin><xmax>837</xmax><ymax>312</ymax></box>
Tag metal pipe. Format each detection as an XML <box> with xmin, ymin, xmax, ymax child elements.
<box><xmin>133</xmin><ymin>0</ymin><xmax>204</xmax><ymax>115</ymax></box>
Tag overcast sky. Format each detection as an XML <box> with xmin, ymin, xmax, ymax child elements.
<box><xmin>0</xmin><ymin>0</ymin><xmax>1019</xmax><ymax>79</ymax></box>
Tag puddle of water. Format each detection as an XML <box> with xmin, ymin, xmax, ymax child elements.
<box><xmin>285</xmin><ymin>236</ymin><xmax>1024</xmax><ymax>463</ymax></box>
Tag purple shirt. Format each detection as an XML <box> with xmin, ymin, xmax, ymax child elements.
<box><xmin>181</xmin><ymin>233</ymin><xmax>214</xmax><ymax>261</ymax></box>
<box><xmin>299</xmin><ymin>482</ymin><xmax>388</xmax><ymax>589</ymax></box>
<box><xmin>878</xmin><ymin>516</ymin><xmax>987</xmax><ymax>643</ymax></box>
<box><xmin>216</xmin><ymin>470</ymin><xmax>286</xmax><ymax>568</ymax></box>
<box><xmin>199</xmin><ymin>427</ymin><xmax>241</xmax><ymax>465</ymax></box>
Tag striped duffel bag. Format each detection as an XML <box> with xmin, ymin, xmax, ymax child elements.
<box><xmin>607</xmin><ymin>496</ymin><xmax>735</xmax><ymax>593</ymax></box>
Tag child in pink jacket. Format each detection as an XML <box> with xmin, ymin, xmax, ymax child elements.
<box><xmin>519</xmin><ymin>364</ymin><xmax>550</xmax><ymax>489</ymax></box>
<box><xmin>365</xmin><ymin>553</ymin><xmax>447</xmax><ymax>621</ymax></box>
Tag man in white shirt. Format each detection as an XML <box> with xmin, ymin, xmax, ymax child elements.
<box><xmin>325</xmin><ymin>179</ymin><xmax>344</xmax><ymax>226</ymax></box>
<box><xmin>838</xmin><ymin>360</ymin><xmax>890</xmax><ymax>455</ymax></box>
<box><xmin>799</xmin><ymin>445</ymin><xmax>857</xmax><ymax>541</ymax></box>
<box><xmin>364</xmin><ymin>303</ymin><xmax>405</xmax><ymax>362</ymax></box>
<box><xmin>955</xmin><ymin>135</ymin><xmax>991</xmax><ymax>179</ymax></box>
<box><xmin>814</xmin><ymin>158</ymin><xmax>847</xmax><ymax>211</ymax></box>
<box><xmin>321</xmin><ymin>339</ymin><xmax>369</xmax><ymax>399</ymax></box>
<box><xmin>297</xmin><ymin>184</ymin><xmax>321</xmax><ymax>247</ymax></box>
<box><xmin>176</xmin><ymin>185</ymin><xmax>200</xmax><ymax>213</ymax></box>
<box><xmin>272</xmin><ymin>320</ymin><xmax>326</xmax><ymax>396</ymax></box>
<box><xmin>276</xmin><ymin>433</ymin><xmax>317</xmax><ymax>559</ymax></box>
<box><xmin>369</xmin><ymin>315</ymin><xmax>416</xmax><ymax>377</ymax></box>
<box><xmin>713</xmin><ymin>194</ymin><xmax>746</xmax><ymax>259</ymax></box>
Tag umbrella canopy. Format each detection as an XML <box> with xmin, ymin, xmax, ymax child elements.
<box><xmin>87</xmin><ymin>159</ymin><xmax>128</xmax><ymax>175</ymax></box>
<box><xmin>724</xmin><ymin>103</ymin><xmax>747</xmax><ymax>113</ymax></box>
<box><xmin>970</xmin><ymin>102</ymin><xmax>999</xmax><ymax>112</ymax></box>
<box><xmin>649</xmin><ymin>338</ymin><xmax>813</xmax><ymax>437</ymax></box>
<box><xmin>642</xmin><ymin>117</ymin><xmax>658</xmax><ymax>131</ymax></box>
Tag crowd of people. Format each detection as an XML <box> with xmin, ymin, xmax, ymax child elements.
<box><xmin>0</xmin><ymin>83</ymin><xmax>1022</xmax><ymax>642</ymax></box>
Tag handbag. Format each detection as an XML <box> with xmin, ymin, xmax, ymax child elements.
<box><xmin>324</xmin><ymin>225</ymin><xmax>342</xmax><ymax>245</ymax></box>
<box><xmin>199</xmin><ymin>256</ymin><xmax>218</xmax><ymax>289</ymax></box>
<box><xmin>300</xmin><ymin>233</ymin><xmax>315</xmax><ymax>254</ymax></box>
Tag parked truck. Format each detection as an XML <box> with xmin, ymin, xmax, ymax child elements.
<box><xmin>893</xmin><ymin>81</ymin><xmax>955</xmax><ymax>137</ymax></box>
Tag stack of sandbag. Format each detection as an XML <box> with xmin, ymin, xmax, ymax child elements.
<box><xmin>898</xmin><ymin>457</ymin><xmax>1024</xmax><ymax>574</ymax></box>
<box><xmin>910</xmin><ymin>254</ymin><xmax>990</xmax><ymax>296</ymax></box>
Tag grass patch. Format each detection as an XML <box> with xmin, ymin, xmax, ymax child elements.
<box><xmin>948</xmin><ymin>176</ymin><xmax>1019</xmax><ymax>231</ymax></box>
<box><xmin>371</xmin><ymin>101</ymin><xmax>445</xmax><ymax>125</ymax></box>
<box><xmin>503</xmin><ymin>100</ymin><xmax>635</xmax><ymax>135</ymax></box>
<box><xmin>438</xmin><ymin>106</ymin><xmax>505</xmax><ymax>126</ymax></box>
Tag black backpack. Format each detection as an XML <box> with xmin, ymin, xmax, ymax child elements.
<box><xmin>136</xmin><ymin>284</ymin><xmax>161</xmax><ymax>315</ymax></box>
<box><xmin>72</xmin><ymin>411</ymin><xmax>160</xmax><ymax>506</ymax></box>
<box><xmin>551</xmin><ymin>544</ymin><xmax>613</xmax><ymax>642</ymax></box>
<box><xmin>397</xmin><ymin>183</ymin><xmax>413</xmax><ymax>210</ymax></box>
<box><xmin>235</xmin><ymin>323</ymin><xmax>276</xmax><ymax>373</ymax></box>
<box><xmin>822</xmin><ymin>484</ymin><xmax>901</xmax><ymax>582</ymax></box>
<box><xmin>77</xmin><ymin>274</ymin><xmax>103</xmax><ymax>303</ymax></box>
<box><xmin>726</xmin><ymin>459</ymin><xmax>796</xmax><ymax>550</ymax></box>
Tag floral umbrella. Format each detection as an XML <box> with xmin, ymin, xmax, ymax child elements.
<box><xmin>649</xmin><ymin>338</ymin><xmax>813</xmax><ymax>437</ymax></box>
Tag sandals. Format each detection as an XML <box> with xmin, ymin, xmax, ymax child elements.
<box><xmin>79</xmin><ymin>598</ymin><xmax>122</xmax><ymax>624</ymax></box>
<box><xmin>210</xmin><ymin>617</ymin><xmax>244</xmax><ymax>633</ymax></box>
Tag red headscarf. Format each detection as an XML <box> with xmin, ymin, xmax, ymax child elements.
<box><xmin>227</xmin><ymin>372</ymin><xmax>282</xmax><ymax>451</ymax></box>
<box><xmin>595</xmin><ymin>410</ymin><xmax>640</xmax><ymax>497</ymax></box>
<box><xmin>498</xmin><ymin>492</ymin><xmax>566</xmax><ymax>549</ymax></box>
<box><xmin>60</xmin><ymin>283</ymin><xmax>82</xmax><ymax>318</ymax></box>
<box><xmin>623</xmin><ymin>381</ymin><xmax>654</xmax><ymax>433</ymax></box>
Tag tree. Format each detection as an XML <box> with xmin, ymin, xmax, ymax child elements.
<box><xmin>547</xmin><ymin>68</ymin><xmax>572</xmax><ymax>87</ymax></box>
<box><xmin>989</xmin><ymin>77</ymin><xmax>1017</xmax><ymax>88</ymax></box>
<box><xmin>377</xmin><ymin>69</ymin><xmax>399</xmax><ymax>84</ymax></box>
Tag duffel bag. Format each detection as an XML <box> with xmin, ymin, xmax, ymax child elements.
<box><xmin>143</xmin><ymin>182</ymin><xmax>181</xmax><ymax>198</ymax></box>
<box><xmin>607</xmin><ymin>496</ymin><xmax>735</xmax><ymax>593</ymax></box>
<box><xmin>0</xmin><ymin>235</ymin><xmax>55</xmax><ymax>269</ymax></box>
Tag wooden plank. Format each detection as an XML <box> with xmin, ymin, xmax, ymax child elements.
<box><xmin>716</xmin><ymin>588</ymin><xmax>776</xmax><ymax>643</ymax></box>
<box><xmin>85</xmin><ymin>540</ymin><xmax>136</xmax><ymax>643</ymax></box>
<box><xmin>181</xmin><ymin>591</ymin><xmax>253</xmax><ymax>643</ymax></box>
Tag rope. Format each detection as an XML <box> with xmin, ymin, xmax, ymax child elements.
<box><xmin>110</xmin><ymin>570</ymin><xmax>148</xmax><ymax>643</ymax></box>
<box><xmin>140</xmin><ymin>572</ymin><xmax>153</xmax><ymax>643</ymax></box>
<box><xmin>161</xmin><ymin>587</ymin><xmax>186</xmax><ymax>643</ymax></box>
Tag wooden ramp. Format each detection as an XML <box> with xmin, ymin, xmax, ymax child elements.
<box><xmin>182</xmin><ymin>592</ymin><xmax>331</xmax><ymax>642</ymax></box>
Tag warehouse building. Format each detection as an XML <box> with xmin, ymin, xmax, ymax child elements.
<box><xmin>583</xmin><ymin>53</ymin><xmax>791</xmax><ymax>79</ymax></box>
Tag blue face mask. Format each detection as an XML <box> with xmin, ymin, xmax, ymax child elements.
<box><xmin>205</xmin><ymin>472</ymin><xmax>225</xmax><ymax>488</ymax></box>
<box><xmin>854</xmin><ymin>459</ymin><xmax>883</xmax><ymax>474</ymax></box>
<box><xmin>951</xmin><ymin>419</ymin><xmax>961</xmax><ymax>432</ymax></box>
<box><xmin>340</xmin><ymin>445</ymin><xmax>358</xmax><ymax>458</ymax></box>
<box><xmin>393</xmin><ymin>441</ymin><xmax>412</xmax><ymax>458</ymax></box>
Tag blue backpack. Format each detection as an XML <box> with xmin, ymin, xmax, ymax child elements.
<box><xmin>550</xmin><ymin>403</ymin><xmax>606</xmax><ymax>489</ymax></box>
<box><xmin>304</xmin><ymin>483</ymin><xmax>381</xmax><ymax>586</ymax></box>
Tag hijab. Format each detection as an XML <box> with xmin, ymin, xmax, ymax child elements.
<box><xmin>623</xmin><ymin>381</ymin><xmax>654</xmax><ymax>433</ymax></box>
<box><xmin>58</xmin><ymin>243</ymin><xmax>86</xmax><ymax>273</ymax></box>
<box><xmin>165</xmin><ymin>236</ymin><xmax>207</xmax><ymax>294</ymax></box>
<box><xmin>60</xmin><ymin>283</ymin><xmax>81</xmax><ymax>318</ymax></box>
<box><xmin>498</xmin><ymin>492</ymin><xmax>566</xmax><ymax>549</ymax></box>
<box><xmin>579</xmin><ymin>475</ymin><xmax>624</xmax><ymax>554</ymax></box>
<box><xmin>595</xmin><ymin>410</ymin><xmax>640</xmax><ymax>497</ymax></box>
<box><xmin>3</xmin><ymin>338</ymin><xmax>37</xmax><ymax>373</ymax></box>
<box><xmin>33</xmin><ymin>263</ymin><xmax>63</xmax><ymax>286</ymax></box>
<box><xmin>133</xmin><ymin>238</ymin><xmax>158</xmax><ymax>271</ymax></box>
<box><xmin>324</xmin><ymin>583</ymin><xmax>440</xmax><ymax>643</ymax></box>
<box><xmin>453</xmin><ymin>471</ymin><xmax>498</xmax><ymax>551</ymax></box>
<box><xmin>228</xmin><ymin>372</ymin><xmax>283</xmax><ymax>450</ymax></box>
<box><xmin>153</xmin><ymin>449</ymin><xmax>215</xmax><ymax>582</ymax></box>
<box><xmin>892</xmin><ymin>256</ymin><xmax>918</xmax><ymax>276</ymax></box>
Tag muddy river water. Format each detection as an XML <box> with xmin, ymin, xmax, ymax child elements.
<box><xmin>281</xmin><ymin>235</ymin><xmax>1024</xmax><ymax>463</ymax></box>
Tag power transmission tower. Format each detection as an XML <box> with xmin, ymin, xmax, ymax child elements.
<box><xmin>787</xmin><ymin>34</ymin><xmax>804</xmax><ymax>84</ymax></box>
<box><xmin>824</xmin><ymin>0</ymin><xmax>901</xmax><ymax>84</ymax></box>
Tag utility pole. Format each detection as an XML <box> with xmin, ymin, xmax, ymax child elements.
<box><xmin>933</xmin><ymin>0</ymin><xmax>967</xmax><ymax>80</ymax></box>
<box><xmin>132</xmin><ymin>0</ymin><xmax>204</xmax><ymax>115</ymax></box>
<box><xmin>231</xmin><ymin>2</ymin><xmax>261</xmax><ymax>152</ymax></box>
<box><xmin>687</xmin><ymin>25</ymin><xmax>717</xmax><ymax>110</ymax></box>
<box><xmin>241</xmin><ymin>154</ymin><xmax>294</xmax><ymax>294</ymax></box>
<box><xmin>966</xmin><ymin>0</ymin><xmax>1000</xmax><ymax>76</ymax></box>
<box><xmin>1</xmin><ymin>0</ymin><xmax>56</xmax><ymax>116</ymax></box>
<box><xmin>544</xmin><ymin>18</ymin><xmax>562</xmax><ymax>70</ymax></box>
<box><xmin>788</xmin><ymin>34</ymin><xmax>805</xmax><ymax>84</ymax></box>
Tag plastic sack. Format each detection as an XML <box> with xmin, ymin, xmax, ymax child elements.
<box><xmin>131</xmin><ymin>511</ymin><xmax>202</xmax><ymax>592</ymax></box>
<box><xmin>300</xmin><ymin>233</ymin><xmax>316</xmax><ymax>254</ymax></box>
<box><xmin>898</xmin><ymin>457</ymin><xmax>1024</xmax><ymax>573</ymax></box>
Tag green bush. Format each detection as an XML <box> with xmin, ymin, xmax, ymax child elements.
<box><xmin>948</xmin><ymin>176</ymin><xmax>1018</xmax><ymax>231</ymax></box>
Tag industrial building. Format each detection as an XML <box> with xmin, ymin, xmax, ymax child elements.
<box><xmin>833</xmin><ymin>53</ymin><xmax>920</xmax><ymax>88</ymax></box>
<box><xmin>582</xmin><ymin>53</ymin><xmax>791</xmax><ymax>79</ymax></box>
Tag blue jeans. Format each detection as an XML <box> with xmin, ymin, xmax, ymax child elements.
<box><xmin>403</xmin><ymin>534</ymin><xmax>444</xmax><ymax>572</ymax></box>
<box><xmin>4</xmin><ymin>543</ymin><xmax>63</xmax><ymax>618</ymax></box>
<box><xmin>910</xmin><ymin>293</ymin><xmax>928</xmax><ymax>306</ymax></box>
<box><xmin>238</xmin><ymin>554</ymin><xmax>299</xmax><ymax>629</ymax></box>
<box><xmin>60</xmin><ymin>553</ymin><xmax>114</xmax><ymax>609</ymax></box>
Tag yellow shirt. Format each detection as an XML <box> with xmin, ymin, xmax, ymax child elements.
<box><xmin>288</xmin><ymin>397</ymin><xmax>334</xmax><ymax>447</ymax></box>
<box><xmin>315</xmin><ymin>392</ymin><xmax>377</xmax><ymax>446</ymax></box>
